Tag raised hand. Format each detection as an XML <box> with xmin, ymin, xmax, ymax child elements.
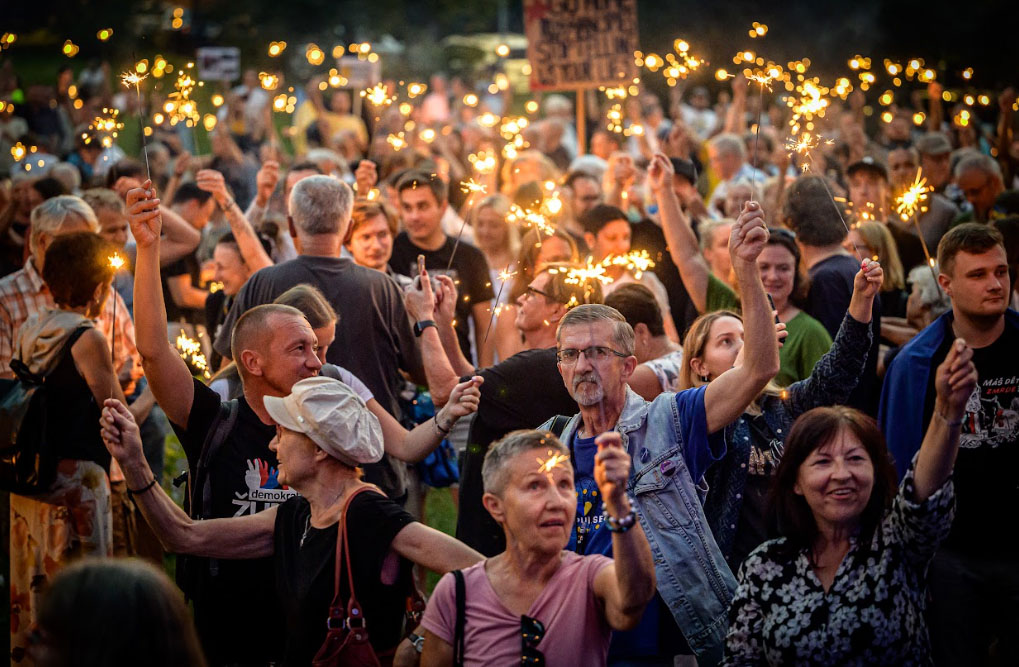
<box><xmin>403</xmin><ymin>255</ymin><xmax>436</xmax><ymax>322</ymax></box>
<box><xmin>438</xmin><ymin>376</ymin><xmax>484</xmax><ymax>423</ymax></box>
<box><xmin>934</xmin><ymin>338</ymin><xmax>977</xmax><ymax>421</ymax></box>
<box><xmin>354</xmin><ymin>160</ymin><xmax>378</xmax><ymax>197</ymax></box>
<box><xmin>255</xmin><ymin>159</ymin><xmax>280</xmax><ymax>206</ymax></box>
<box><xmin>125</xmin><ymin>180</ymin><xmax>162</xmax><ymax>247</ymax></box>
<box><xmin>99</xmin><ymin>398</ymin><xmax>144</xmax><ymax>465</ymax></box>
<box><xmin>433</xmin><ymin>274</ymin><xmax>458</xmax><ymax>326</ymax></box>
<box><xmin>196</xmin><ymin>169</ymin><xmax>229</xmax><ymax>205</ymax></box>
<box><xmin>646</xmin><ymin>153</ymin><xmax>674</xmax><ymax>194</ymax></box>
<box><xmin>594</xmin><ymin>432</ymin><xmax>631</xmax><ymax>518</ymax></box>
<box><xmin>729</xmin><ymin>201</ymin><xmax>769</xmax><ymax>264</ymax></box>
<box><xmin>848</xmin><ymin>258</ymin><xmax>884</xmax><ymax>323</ymax></box>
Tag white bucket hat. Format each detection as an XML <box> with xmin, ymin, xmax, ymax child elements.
<box><xmin>263</xmin><ymin>376</ymin><xmax>384</xmax><ymax>467</ymax></box>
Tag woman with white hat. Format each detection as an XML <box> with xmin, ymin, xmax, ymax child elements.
<box><xmin>99</xmin><ymin>376</ymin><xmax>485</xmax><ymax>665</ymax></box>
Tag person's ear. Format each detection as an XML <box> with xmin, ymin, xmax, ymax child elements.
<box><xmin>689</xmin><ymin>356</ymin><xmax>708</xmax><ymax>380</ymax></box>
<box><xmin>793</xmin><ymin>480</ymin><xmax>803</xmax><ymax>496</ymax></box>
<box><xmin>287</xmin><ymin>215</ymin><xmax>298</xmax><ymax>238</ymax></box>
<box><xmin>938</xmin><ymin>272</ymin><xmax>951</xmax><ymax>297</ymax></box>
<box><xmin>583</xmin><ymin>232</ymin><xmax>596</xmax><ymax>250</ymax></box>
<box><xmin>482</xmin><ymin>492</ymin><xmax>506</xmax><ymax>525</ymax></box>
<box><xmin>239</xmin><ymin>349</ymin><xmax>263</xmax><ymax>377</ymax></box>
<box><xmin>545</xmin><ymin>302</ymin><xmax>566</xmax><ymax>326</ymax></box>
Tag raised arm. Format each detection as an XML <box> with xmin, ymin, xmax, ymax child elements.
<box><xmin>196</xmin><ymin>169</ymin><xmax>273</xmax><ymax>272</ymax></box>
<box><xmin>157</xmin><ymin>204</ymin><xmax>202</xmax><ymax>267</ymax></box>
<box><xmin>371</xmin><ymin>377</ymin><xmax>483</xmax><ymax>462</ymax></box>
<box><xmin>649</xmin><ymin>153</ymin><xmax>712</xmax><ymax>313</ymax></box>
<box><xmin>591</xmin><ymin>432</ymin><xmax>656</xmax><ymax>631</ymax></box>
<box><xmin>390</xmin><ymin>522</ymin><xmax>484</xmax><ymax>573</ymax></box>
<box><xmin>100</xmin><ymin>398</ymin><xmax>276</xmax><ymax>558</ymax></box>
<box><xmin>785</xmin><ymin>259</ymin><xmax>881</xmax><ymax>416</ymax></box>
<box><xmin>125</xmin><ymin>181</ymin><xmax>197</xmax><ymax>426</ymax></box>
<box><xmin>703</xmin><ymin>202</ymin><xmax>780</xmax><ymax>433</ymax></box>
<box><xmin>245</xmin><ymin>159</ymin><xmax>280</xmax><ymax>230</ymax></box>
<box><xmin>912</xmin><ymin>338</ymin><xmax>977</xmax><ymax>501</ymax></box>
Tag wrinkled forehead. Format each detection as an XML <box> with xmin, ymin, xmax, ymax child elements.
<box><xmin>559</xmin><ymin>321</ymin><xmax>615</xmax><ymax>349</ymax></box>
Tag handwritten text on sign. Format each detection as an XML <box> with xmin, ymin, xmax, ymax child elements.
<box><xmin>524</xmin><ymin>0</ymin><xmax>639</xmax><ymax>91</ymax></box>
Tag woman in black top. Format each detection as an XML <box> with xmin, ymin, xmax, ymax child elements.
<box><xmin>100</xmin><ymin>376</ymin><xmax>484</xmax><ymax>665</ymax></box>
<box><xmin>10</xmin><ymin>231</ymin><xmax>142</xmax><ymax>661</ymax></box>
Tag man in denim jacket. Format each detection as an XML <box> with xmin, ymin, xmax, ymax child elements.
<box><xmin>544</xmin><ymin>192</ymin><xmax>780</xmax><ymax>665</ymax></box>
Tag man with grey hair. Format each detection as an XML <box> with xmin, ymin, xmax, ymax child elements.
<box><xmin>0</xmin><ymin>195</ymin><xmax>141</xmax><ymax>383</ymax></box>
<box><xmin>955</xmin><ymin>152</ymin><xmax>1006</xmax><ymax>222</ymax></box>
<box><xmin>212</xmin><ymin>175</ymin><xmax>421</xmax><ymax>501</ymax></box>
<box><xmin>707</xmin><ymin>133</ymin><xmax>762</xmax><ymax>216</ymax></box>
<box><xmin>542</xmin><ymin>200</ymin><xmax>780</xmax><ymax>664</ymax></box>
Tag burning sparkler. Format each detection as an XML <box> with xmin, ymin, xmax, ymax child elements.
<box><xmin>895</xmin><ymin>168</ymin><xmax>941</xmax><ymax>290</ymax></box>
<box><xmin>176</xmin><ymin>331</ymin><xmax>211</xmax><ymax>379</ymax></box>
<box><xmin>107</xmin><ymin>253</ymin><xmax>125</xmax><ymax>393</ymax></box>
<box><xmin>446</xmin><ymin>178</ymin><xmax>489</xmax><ymax>271</ymax></box>
<box><xmin>121</xmin><ymin>69</ymin><xmax>151</xmax><ymax>178</ymax></box>
<box><xmin>536</xmin><ymin>450</ymin><xmax>570</xmax><ymax>482</ymax></box>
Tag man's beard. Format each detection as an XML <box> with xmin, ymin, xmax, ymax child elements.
<box><xmin>571</xmin><ymin>371</ymin><xmax>605</xmax><ymax>407</ymax></box>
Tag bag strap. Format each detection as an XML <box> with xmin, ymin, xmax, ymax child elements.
<box><xmin>194</xmin><ymin>399</ymin><xmax>240</xmax><ymax>519</ymax></box>
<box><xmin>330</xmin><ymin>485</ymin><xmax>380</xmax><ymax>606</ymax></box>
<box><xmin>452</xmin><ymin>569</ymin><xmax>466</xmax><ymax>667</ymax></box>
<box><xmin>549</xmin><ymin>414</ymin><xmax>571</xmax><ymax>439</ymax></box>
<box><xmin>11</xmin><ymin>324</ymin><xmax>92</xmax><ymax>385</ymax></box>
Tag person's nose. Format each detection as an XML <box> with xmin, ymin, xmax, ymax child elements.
<box><xmin>308</xmin><ymin>350</ymin><xmax>323</xmax><ymax>371</ymax></box>
<box><xmin>574</xmin><ymin>350</ymin><xmax>594</xmax><ymax>373</ymax></box>
<box><xmin>831</xmin><ymin>457</ymin><xmax>852</xmax><ymax>481</ymax></box>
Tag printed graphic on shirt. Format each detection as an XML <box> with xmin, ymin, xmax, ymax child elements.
<box><xmin>574</xmin><ymin>476</ymin><xmax>604</xmax><ymax>552</ymax></box>
<box><xmin>233</xmin><ymin>458</ymin><xmax>298</xmax><ymax>516</ymax></box>
<box><xmin>961</xmin><ymin>375</ymin><xmax>1019</xmax><ymax>449</ymax></box>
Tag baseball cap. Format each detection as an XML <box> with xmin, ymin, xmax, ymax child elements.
<box><xmin>846</xmin><ymin>155</ymin><xmax>888</xmax><ymax>181</ymax></box>
<box><xmin>915</xmin><ymin>132</ymin><xmax>952</xmax><ymax>156</ymax></box>
<box><xmin>669</xmin><ymin>157</ymin><xmax>698</xmax><ymax>184</ymax></box>
<box><xmin>263</xmin><ymin>377</ymin><xmax>383</xmax><ymax>467</ymax></box>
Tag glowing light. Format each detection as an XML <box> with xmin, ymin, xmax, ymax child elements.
<box><xmin>11</xmin><ymin>142</ymin><xmax>27</xmax><ymax>161</ymax></box>
<box><xmin>460</xmin><ymin>178</ymin><xmax>488</xmax><ymax>195</ymax></box>
<box><xmin>202</xmin><ymin>114</ymin><xmax>217</xmax><ymax>131</ymax></box>
<box><xmin>496</xmin><ymin>43</ymin><xmax>510</xmax><ymax>57</ymax></box>
<box><xmin>107</xmin><ymin>254</ymin><xmax>125</xmax><ymax>271</ymax></box>
<box><xmin>464</xmin><ymin>93</ymin><xmax>480</xmax><ymax>107</ymax></box>
<box><xmin>259</xmin><ymin>72</ymin><xmax>280</xmax><ymax>90</ymax></box>
<box><xmin>62</xmin><ymin>40</ymin><xmax>79</xmax><ymax>57</ymax></box>
<box><xmin>85</xmin><ymin>108</ymin><xmax>124</xmax><ymax>148</ymax></box>
<box><xmin>268</xmin><ymin>41</ymin><xmax>287</xmax><ymax>57</ymax></box>
<box><xmin>175</xmin><ymin>332</ymin><xmax>211</xmax><ymax>379</ymax></box>
<box><xmin>536</xmin><ymin>451</ymin><xmax>570</xmax><ymax>477</ymax></box>
<box><xmin>407</xmin><ymin>82</ymin><xmax>427</xmax><ymax>98</ymax></box>
<box><xmin>386</xmin><ymin>132</ymin><xmax>407</xmax><ymax>150</ymax></box>
<box><xmin>361</xmin><ymin>83</ymin><xmax>395</xmax><ymax>108</ymax></box>
<box><xmin>306</xmin><ymin>44</ymin><xmax>325</xmax><ymax>66</ymax></box>
<box><xmin>603</xmin><ymin>250</ymin><xmax>656</xmax><ymax>279</ymax></box>
<box><xmin>211</xmin><ymin>94</ymin><xmax>224</xmax><ymax>107</ymax></box>
<box><xmin>97</xmin><ymin>28</ymin><xmax>113</xmax><ymax>41</ymax></box>
<box><xmin>895</xmin><ymin>168</ymin><xmax>931</xmax><ymax>222</ymax></box>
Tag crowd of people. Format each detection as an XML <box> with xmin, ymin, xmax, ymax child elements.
<box><xmin>0</xmin><ymin>44</ymin><xmax>1017</xmax><ymax>667</ymax></box>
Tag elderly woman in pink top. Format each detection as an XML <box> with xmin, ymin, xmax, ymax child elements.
<box><xmin>420</xmin><ymin>429</ymin><xmax>656</xmax><ymax>666</ymax></box>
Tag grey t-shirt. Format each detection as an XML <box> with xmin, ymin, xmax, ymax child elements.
<box><xmin>213</xmin><ymin>255</ymin><xmax>420</xmax><ymax>498</ymax></box>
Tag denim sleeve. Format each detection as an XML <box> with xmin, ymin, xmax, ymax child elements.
<box><xmin>786</xmin><ymin>312</ymin><xmax>873</xmax><ymax>418</ymax></box>
<box><xmin>675</xmin><ymin>385</ymin><xmax>723</xmax><ymax>481</ymax></box>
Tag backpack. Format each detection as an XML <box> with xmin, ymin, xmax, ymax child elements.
<box><xmin>174</xmin><ymin>398</ymin><xmax>240</xmax><ymax>597</ymax></box>
<box><xmin>0</xmin><ymin>326</ymin><xmax>90</xmax><ymax>495</ymax></box>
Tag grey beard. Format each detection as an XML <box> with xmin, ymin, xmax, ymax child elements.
<box><xmin>572</xmin><ymin>372</ymin><xmax>604</xmax><ymax>406</ymax></box>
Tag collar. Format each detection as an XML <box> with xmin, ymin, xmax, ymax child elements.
<box><xmin>24</xmin><ymin>259</ymin><xmax>46</xmax><ymax>293</ymax></box>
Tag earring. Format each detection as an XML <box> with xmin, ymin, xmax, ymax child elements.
<box><xmin>701</xmin><ymin>375</ymin><xmax>709</xmax><ymax>382</ymax></box>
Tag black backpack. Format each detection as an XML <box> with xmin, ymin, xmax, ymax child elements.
<box><xmin>0</xmin><ymin>326</ymin><xmax>89</xmax><ymax>495</ymax></box>
<box><xmin>174</xmin><ymin>398</ymin><xmax>239</xmax><ymax>597</ymax></box>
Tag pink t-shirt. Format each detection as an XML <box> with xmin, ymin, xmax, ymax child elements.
<box><xmin>421</xmin><ymin>551</ymin><xmax>613</xmax><ymax>666</ymax></box>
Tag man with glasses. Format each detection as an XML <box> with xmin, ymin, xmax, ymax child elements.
<box><xmin>403</xmin><ymin>262</ymin><xmax>602</xmax><ymax>556</ymax></box>
<box><xmin>954</xmin><ymin>152</ymin><xmax>1007</xmax><ymax>223</ymax></box>
<box><xmin>543</xmin><ymin>199</ymin><xmax>780</xmax><ymax>666</ymax></box>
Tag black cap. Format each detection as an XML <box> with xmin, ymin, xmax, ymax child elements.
<box><xmin>846</xmin><ymin>155</ymin><xmax>888</xmax><ymax>181</ymax></box>
<box><xmin>669</xmin><ymin>157</ymin><xmax>698</xmax><ymax>184</ymax></box>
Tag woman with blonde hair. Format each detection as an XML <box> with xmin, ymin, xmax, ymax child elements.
<box><xmin>679</xmin><ymin>260</ymin><xmax>883</xmax><ymax>570</ymax></box>
<box><xmin>471</xmin><ymin>194</ymin><xmax>519</xmax><ymax>363</ymax></box>
<box><xmin>846</xmin><ymin>220</ymin><xmax>908</xmax><ymax>318</ymax></box>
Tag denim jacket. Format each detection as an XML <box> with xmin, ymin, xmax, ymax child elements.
<box><xmin>704</xmin><ymin>313</ymin><xmax>873</xmax><ymax>566</ymax></box>
<box><xmin>543</xmin><ymin>387</ymin><xmax>736</xmax><ymax>665</ymax></box>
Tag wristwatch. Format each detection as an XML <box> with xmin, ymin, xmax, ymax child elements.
<box><xmin>414</xmin><ymin>320</ymin><xmax>437</xmax><ymax>337</ymax></box>
<box><xmin>408</xmin><ymin>632</ymin><xmax>425</xmax><ymax>654</ymax></box>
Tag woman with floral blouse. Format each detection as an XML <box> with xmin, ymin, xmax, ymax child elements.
<box><xmin>722</xmin><ymin>338</ymin><xmax>976</xmax><ymax>666</ymax></box>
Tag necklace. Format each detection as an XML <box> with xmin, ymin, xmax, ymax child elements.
<box><xmin>299</xmin><ymin>485</ymin><xmax>351</xmax><ymax>548</ymax></box>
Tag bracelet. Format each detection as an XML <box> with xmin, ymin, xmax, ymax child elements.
<box><xmin>604</xmin><ymin>506</ymin><xmax>637</xmax><ymax>533</ymax></box>
<box><xmin>127</xmin><ymin>477</ymin><xmax>158</xmax><ymax>496</ymax></box>
<box><xmin>935</xmin><ymin>410</ymin><xmax>963</xmax><ymax>427</ymax></box>
<box><xmin>220</xmin><ymin>197</ymin><xmax>235</xmax><ymax>210</ymax></box>
<box><xmin>433</xmin><ymin>414</ymin><xmax>451</xmax><ymax>436</ymax></box>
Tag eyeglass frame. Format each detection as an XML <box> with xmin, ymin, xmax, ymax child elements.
<box><xmin>556</xmin><ymin>345</ymin><xmax>630</xmax><ymax>365</ymax></box>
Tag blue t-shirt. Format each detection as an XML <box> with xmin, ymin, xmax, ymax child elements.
<box><xmin>567</xmin><ymin>386</ymin><xmax>720</xmax><ymax>659</ymax></box>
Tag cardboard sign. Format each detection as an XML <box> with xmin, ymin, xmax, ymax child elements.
<box><xmin>523</xmin><ymin>0</ymin><xmax>639</xmax><ymax>91</ymax></box>
<box><xmin>196</xmin><ymin>47</ymin><xmax>241</xmax><ymax>82</ymax></box>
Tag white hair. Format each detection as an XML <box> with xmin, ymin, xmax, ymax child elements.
<box><xmin>710</xmin><ymin>133</ymin><xmax>747</xmax><ymax>159</ymax></box>
<box><xmin>29</xmin><ymin>195</ymin><xmax>99</xmax><ymax>258</ymax></box>
<box><xmin>288</xmin><ymin>175</ymin><xmax>353</xmax><ymax>236</ymax></box>
<box><xmin>908</xmin><ymin>264</ymin><xmax>952</xmax><ymax>317</ymax></box>
<box><xmin>954</xmin><ymin>152</ymin><xmax>1003</xmax><ymax>182</ymax></box>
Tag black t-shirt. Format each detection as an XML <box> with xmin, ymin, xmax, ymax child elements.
<box><xmin>48</xmin><ymin>326</ymin><xmax>109</xmax><ymax>470</ymax></box>
<box><xmin>806</xmin><ymin>254</ymin><xmax>881</xmax><ymax>415</ymax></box>
<box><xmin>389</xmin><ymin>233</ymin><xmax>494</xmax><ymax>365</ymax></box>
<box><xmin>163</xmin><ymin>252</ymin><xmax>205</xmax><ymax>326</ymax></box>
<box><xmin>731</xmin><ymin>415</ymin><xmax>781</xmax><ymax>568</ymax></box>
<box><xmin>170</xmin><ymin>379</ymin><xmax>292</xmax><ymax>665</ymax></box>
<box><xmin>923</xmin><ymin>324</ymin><xmax>1019</xmax><ymax>557</ymax></box>
<box><xmin>630</xmin><ymin>218</ymin><xmax>699</xmax><ymax>335</ymax></box>
<box><xmin>886</xmin><ymin>222</ymin><xmax>926</xmax><ymax>276</ymax></box>
<box><xmin>212</xmin><ymin>255</ymin><xmax>420</xmax><ymax>499</ymax></box>
<box><xmin>205</xmin><ymin>289</ymin><xmax>231</xmax><ymax>371</ymax></box>
<box><xmin>273</xmin><ymin>492</ymin><xmax>415</xmax><ymax>666</ymax></box>
<box><xmin>456</xmin><ymin>347</ymin><xmax>579</xmax><ymax>556</ymax></box>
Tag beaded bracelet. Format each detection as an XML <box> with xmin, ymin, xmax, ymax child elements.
<box><xmin>604</xmin><ymin>507</ymin><xmax>637</xmax><ymax>533</ymax></box>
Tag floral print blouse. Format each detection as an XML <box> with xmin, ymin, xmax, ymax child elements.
<box><xmin>722</xmin><ymin>463</ymin><xmax>955</xmax><ymax>666</ymax></box>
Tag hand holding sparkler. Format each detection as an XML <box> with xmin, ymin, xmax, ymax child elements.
<box><xmin>254</xmin><ymin>159</ymin><xmax>280</xmax><ymax>207</ymax></box>
<box><xmin>433</xmin><ymin>275</ymin><xmax>459</xmax><ymax>327</ymax></box>
<box><xmin>729</xmin><ymin>201</ymin><xmax>769</xmax><ymax>264</ymax></box>
<box><xmin>354</xmin><ymin>160</ymin><xmax>378</xmax><ymax>199</ymax></box>
<box><xmin>124</xmin><ymin>180</ymin><xmax>162</xmax><ymax>247</ymax></box>
<box><xmin>438</xmin><ymin>376</ymin><xmax>484</xmax><ymax>424</ymax></box>
<box><xmin>404</xmin><ymin>255</ymin><xmax>440</xmax><ymax>323</ymax></box>
<box><xmin>848</xmin><ymin>258</ymin><xmax>884</xmax><ymax>323</ymax></box>
<box><xmin>594</xmin><ymin>431</ymin><xmax>632</xmax><ymax>518</ymax></box>
<box><xmin>646</xmin><ymin>153</ymin><xmax>673</xmax><ymax>194</ymax></box>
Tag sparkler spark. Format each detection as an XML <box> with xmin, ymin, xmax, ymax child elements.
<box><xmin>602</xmin><ymin>250</ymin><xmax>656</xmax><ymax>279</ymax></box>
<box><xmin>536</xmin><ymin>450</ymin><xmax>570</xmax><ymax>478</ymax></box>
<box><xmin>85</xmin><ymin>108</ymin><xmax>124</xmax><ymax>149</ymax></box>
<box><xmin>460</xmin><ymin>178</ymin><xmax>487</xmax><ymax>195</ymax></box>
<box><xmin>121</xmin><ymin>69</ymin><xmax>151</xmax><ymax>179</ymax></box>
<box><xmin>894</xmin><ymin>168</ymin><xmax>931</xmax><ymax>221</ymax></box>
<box><xmin>107</xmin><ymin>254</ymin><xmax>125</xmax><ymax>271</ymax></box>
<box><xmin>360</xmin><ymin>83</ymin><xmax>395</xmax><ymax>108</ymax></box>
<box><xmin>507</xmin><ymin>204</ymin><xmax>556</xmax><ymax>237</ymax></box>
<box><xmin>176</xmin><ymin>331</ymin><xmax>211</xmax><ymax>379</ymax></box>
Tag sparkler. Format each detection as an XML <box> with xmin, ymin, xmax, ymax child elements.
<box><xmin>536</xmin><ymin>449</ymin><xmax>570</xmax><ymax>482</ymax></box>
<box><xmin>446</xmin><ymin>179</ymin><xmax>489</xmax><ymax>271</ymax></box>
<box><xmin>895</xmin><ymin>168</ymin><xmax>941</xmax><ymax>290</ymax></box>
<box><xmin>176</xmin><ymin>331</ymin><xmax>211</xmax><ymax>379</ymax></box>
<box><xmin>746</xmin><ymin>67</ymin><xmax>779</xmax><ymax>200</ymax></box>
<box><xmin>786</xmin><ymin>132</ymin><xmax>865</xmax><ymax>263</ymax></box>
<box><xmin>108</xmin><ymin>253</ymin><xmax>124</xmax><ymax>395</ymax></box>
<box><xmin>121</xmin><ymin>69</ymin><xmax>151</xmax><ymax>178</ymax></box>
<box><xmin>602</xmin><ymin>250</ymin><xmax>656</xmax><ymax>279</ymax></box>
<box><xmin>85</xmin><ymin>108</ymin><xmax>123</xmax><ymax>149</ymax></box>
<box><xmin>482</xmin><ymin>266</ymin><xmax>518</xmax><ymax>346</ymax></box>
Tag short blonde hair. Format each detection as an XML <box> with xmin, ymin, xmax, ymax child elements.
<box><xmin>29</xmin><ymin>195</ymin><xmax>99</xmax><ymax>258</ymax></box>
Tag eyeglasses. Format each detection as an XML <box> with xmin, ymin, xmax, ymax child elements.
<box><xmin>556</xmin><ymin>346</ymin><xmax>628</xmax><ymax>364</ymax></box>
<box><xmin>525</xmin><ymin>285</ymin><xmax>554</xmax><ymax>301</ymax></box>
<box><xmin>521</xmin><ymin>614</ymin><xmax>545</xmax><ymax>665</ymax></box>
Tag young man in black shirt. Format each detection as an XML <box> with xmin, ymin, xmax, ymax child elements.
<box><xmin>880</xmin><ymin>223</ymin><xmax>1018</xmax><ymax>665</ymax></box>
<box><xmin>163</xmin><ymin>182</ymin><xmax>217</xmax><ymax>326</ymax></box>
<box><xmin>404</xmin><ymin>262</ymin><xmax>601</xmax><ymax>556</ymax></box>
<box><xmin>388</xmin><ymin>170</ymin><xmax>495</xmax><ymax>366</ymax></box>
